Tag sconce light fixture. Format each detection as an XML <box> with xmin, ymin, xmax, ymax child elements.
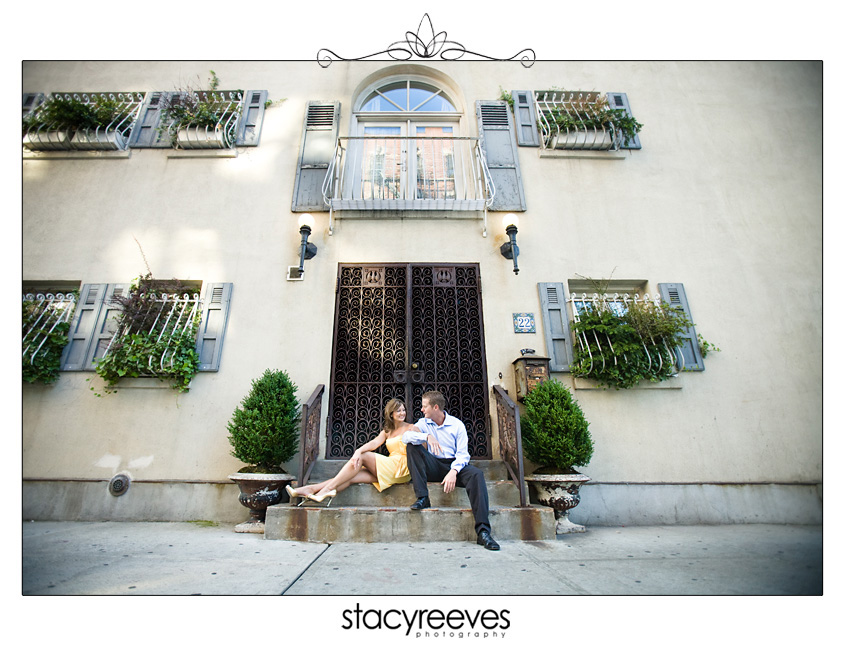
<box><xmin>297</xmin><ymin>213</ymin><xmax>318</xmax><ymax>275</ymax></box>
<box><xmin>499</xmin><ymin>213</ymin><xmax>520</xmax><ymax>275</ymax></box>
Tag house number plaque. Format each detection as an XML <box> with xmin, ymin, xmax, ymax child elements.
<box><xmin>513</xmin><ymin>313</ymin><xmax>536</xmax><ymax>333</ymax></box>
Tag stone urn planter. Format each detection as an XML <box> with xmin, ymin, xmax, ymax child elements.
<box><xmin>228</xmin><ymin>472</ymin><xmax>295</xmax><ymax>534</ymax></box>
<box><xmin>525</xmin><ymin>472</ymin><xmax>591</xmax><ymax>534</ymax></box>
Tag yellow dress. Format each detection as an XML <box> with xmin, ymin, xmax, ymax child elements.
<box><xmin>372</xmin><ymin>435</ymin><xmax>411</xmax><ymax>492</ymax></box>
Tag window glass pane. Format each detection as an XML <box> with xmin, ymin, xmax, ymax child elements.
<box><xmin>414</xmin><ymin>125</ymin><xmax>455</xmax><ymax>200</ymax></box>
<box><xmin>361</xmin><ymin>126</ymin><xmax>402</xmax><ymax>200</ymax></box>
<box><xmin>364</xmin><ymin>126</ymin><xmax>402</xmax><ymax>136</ymax></box>
<box><xmin>360</xmin><ymin>81</ymin><xmax>456</xmax><ymax>112</ymax></box>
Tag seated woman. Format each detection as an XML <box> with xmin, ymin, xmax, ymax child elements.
<box><xmin>286</xmin><ymin>398</ymin><xmax>419</xmax><ymax>506</ymax></box>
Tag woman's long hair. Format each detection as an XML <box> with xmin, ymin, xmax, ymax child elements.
<box><xmin>383</xmin><ymin>398</ymin><xmax>405</xmax><ymax>434</ymax></box>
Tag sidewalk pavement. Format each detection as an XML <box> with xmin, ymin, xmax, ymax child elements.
<box><xmin>21</xmin><ymin>520</ymin><xmax>822</xmax><ymax>596</ymax></box>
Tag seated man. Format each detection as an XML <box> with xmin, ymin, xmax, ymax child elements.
<box><xmin>402</xmin><ymin>390</ymin><xmax>500</xmax><ymax>551</ymax></box>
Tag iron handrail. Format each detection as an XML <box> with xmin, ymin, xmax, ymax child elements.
<box><xmin>296</xmin><ymin>384</ymin><xmax>325</xmax><ymax>500</ymax></box>
<box><xmin>492</xmin><ymin>385</ymin><xmax>528</xmax><ymax>507</ymax></box>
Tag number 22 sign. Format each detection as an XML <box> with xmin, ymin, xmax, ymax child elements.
<box><xmin>512</xmin><ymin>313</ymin><xmax>536</xmax><ymax>333</ymax></box>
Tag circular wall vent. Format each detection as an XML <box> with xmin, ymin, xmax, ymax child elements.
<box><xmin>109</xmin><ymin>474</ymin><xmax>131</xmax><ymax>497</ymax></box>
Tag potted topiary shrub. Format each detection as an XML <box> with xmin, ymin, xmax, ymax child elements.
<box><xmin>521</xmin><ymin>378</ymin><xmax>594</xmax><ymax>533</ymax></box>
<box><xmin>227</xmin><ymin>369</ymin><xmax>300</xmax><ymax>533</ymax></box>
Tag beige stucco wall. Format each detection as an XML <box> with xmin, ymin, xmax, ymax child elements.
<box><xmin>22</xmin><ymin>61</ymin><xmax>821</xmax><ymax>520</ymax></box>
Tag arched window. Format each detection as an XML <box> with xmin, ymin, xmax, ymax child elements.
<box><xmin>359</xmin><ymin>80</ymin><xmax>458</xmax><ymax>113</ymax></box>
<box><xmin>352</xmin><ymin>77</ymin><xmax>463</xmax><ymax>203</ymax></box>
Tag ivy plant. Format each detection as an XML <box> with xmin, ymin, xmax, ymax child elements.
<box><xmin>570</xmin><ymin>299</ymin><xmax>692</xmax><ymax>389</ymax></box>
<box><xmin>93</xmin><ymin>274</ymin><xmax>201</xmax><ymax>393</ymax></box>
<box><xmin>22</xmin><ymin>298</ymin><xmax>74</xmax><ymax>385</ymax></box>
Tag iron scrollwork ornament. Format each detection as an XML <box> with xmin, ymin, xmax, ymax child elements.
<box><xmin>317</xmin><ymin>14</ymin><xmax>535</xmax><ymax>68</ymax></box>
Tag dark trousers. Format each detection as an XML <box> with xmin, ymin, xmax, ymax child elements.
<box><xmin>406</xmin><ymin>443</ymin><xmax>491</xmax><ymax>535</ymax></box>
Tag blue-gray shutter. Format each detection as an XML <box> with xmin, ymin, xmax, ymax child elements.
<box><xmin>476</xmin><ymin>100</ymin><xmax>526</xmax><ymax>211</ymax></box>
<box><xmin>61</xmin><ymin>283</ymin><xmax>128</xmax><ymax>370</ymax></box>
<box><xmin>23</xmin><ymin>93</ymin><xmax>44</xmax><ymax>117</ymax></box>
<box><xmin>658</xmin><ymin>282</ymin><xmax>704</xmax><ymax>371</ymax></box>
<box><xmin>292</xmin><ymin>101</ymin><xmax>340</xmax><ymax>211</ymax></box>
<box><xmin>235</xmin><ymin>90</ymin><xmax>268</xmax><ymax>146</ymax></box>
<box><xmin>61</xmin><ymin>284</ymin><xmax>104</xmax><ymax>370</ymax></box>
<box><xmin>88</xmin><ymin>284</ymin><xmax>129</xmax><ymax>370</ymax></box>
<box><xmin>197</xmin><ymin>282</ymin><xmax>233</xmax><ymax>371</ymax></box>
<box><xmin>538</xmin><ymin>282</ymin><xmax>574</xmax><ymax>372</ymax></box>
<box><xmin>607</xmin><ymin>92</ymin><xmax>642</xmax><ymax>150</ymax></box>
<box><xmin>129</xmin><ymin>92</ymin><xmax>171</xmax><ymax>148</ymax></box>
<box><xmin>512</xmin><ymin>90</ymin><xmax>539</xmax><ymax>147</ymax></box>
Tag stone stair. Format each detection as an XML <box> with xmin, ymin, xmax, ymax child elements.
<box><xmin>263</xmin><ymin>461</ymin><xmax>556</xmax><ymax>543</ymax></box>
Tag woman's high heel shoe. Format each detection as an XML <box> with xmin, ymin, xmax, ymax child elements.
<box><xmin>306</xmin><ymin>489</ymin><xmax>337</xmax><ymax>507</ymax></box>
<box><xmin>286</xmin><ymin>485</ymin><xmax>308</xmax><ymax>506</ymax></box>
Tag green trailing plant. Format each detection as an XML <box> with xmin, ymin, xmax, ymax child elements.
<box><xmin>93</xmin><ymin>274</ymin><xmax>201</xmax><ymax>393</ymax></box>
<box><xmin>498</xmin><ymin>87</ymin><xmax>514</xmax><ymax>110</ymax></box>
<box><xmin>570</xmin><ymin>299</ymin><xmax>693</xmax><ymax>389</ymax></box>
<box><xmin>520</xmin><ymin>379</ymin><xmax>593</xmax><ymax>473</ymax></box>
<box><xmin>23</xmin><ymin>96</ymin><xmax>133</xmax><ymax>135</ymax></box>
<box><xmin>22</xmin><ymin>296</ymin><xmax>75</xmax><ymax>384</ymax></box>
<box><xmin>227</xmin><ymin>369</ymin><xmax>301</xmax><ymax>473</ymax></box>
<box><xmin>697</xmin><ymin>334</ymin><xmax>721</xmax><ymax>359</ymax></box>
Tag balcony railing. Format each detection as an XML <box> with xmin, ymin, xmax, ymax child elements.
<box><xmin>322</xmin><ymin>135</ymin><xmax>495</xmax><ymax>213</ymax></box>
<box><xmin>22</xmin><ymin>92</ymin><xmax>144</xmax><ymax>152</ymax></box>
<box><xmin>534</xmin><ymin>90</ymin><xmax>624</xmax><ymax>152</ymax></box>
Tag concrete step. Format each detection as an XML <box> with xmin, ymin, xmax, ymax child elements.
<box><xmin>305</xmin><ymin>459</ymin><xmax>513</xmax><ymax>481</ymax></box>
<box><xmin>263</xmin><ymin>462</ymin><xmax>553</xmax><ymax>543</ymax></box>
<box><xmin>290</xmin><ymin>479</ymin><xmax>521</xmax><ymax>508</ymax></box>
<box><xmin>264</xmin><ymin>503</ymin><xmax>555</xmax><ymax>543</ymax></box>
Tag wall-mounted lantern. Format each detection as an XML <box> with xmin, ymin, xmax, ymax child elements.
<box><xmin>297</xmin><ymin>213</ymin><xmax>318</xmax><ymax>275</ymax></box>
<box><xmin>499</xmin><ymin>213</ymin><xmax>520</xmax><ymax>275</ymax></box>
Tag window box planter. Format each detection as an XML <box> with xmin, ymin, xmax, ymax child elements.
<box><xmin>70</xmin><ymin>129</ymin><xmax>127</xmax><ymax>150</ymax></box>
<box><xmin>550</xmin><ymin>129</ymin><xmax>614</xmax><ymax>151</ymax></box>
<box><xmin>161</xmin><ymin>89</ymin><xmax>243</xmax><ymax>150</ymax></box>
<box><xmin>22</xmin><ymin>130</ymin><xmax>71</xmax><ymax>151</ymax></box>
<box><xmin>176</xmin><ymin>125</ymin><xmax>227</xmax><ymax>149</ymax></box>
<box><xmin>22</xmin><ymin>92</ymin><xmax>142</xmax><ymax>153</ymax></box>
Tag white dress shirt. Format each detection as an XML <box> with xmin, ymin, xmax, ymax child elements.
<box><xmin>402</xmin><ymin>411</ymin><xmax>470</xmax><ymax>474</ymax></box>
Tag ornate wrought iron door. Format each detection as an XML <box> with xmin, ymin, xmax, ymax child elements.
<box><xmin>327</xmin><ymin>263</ymin><xmax>490</xmax><ymax>459</ymax></box>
